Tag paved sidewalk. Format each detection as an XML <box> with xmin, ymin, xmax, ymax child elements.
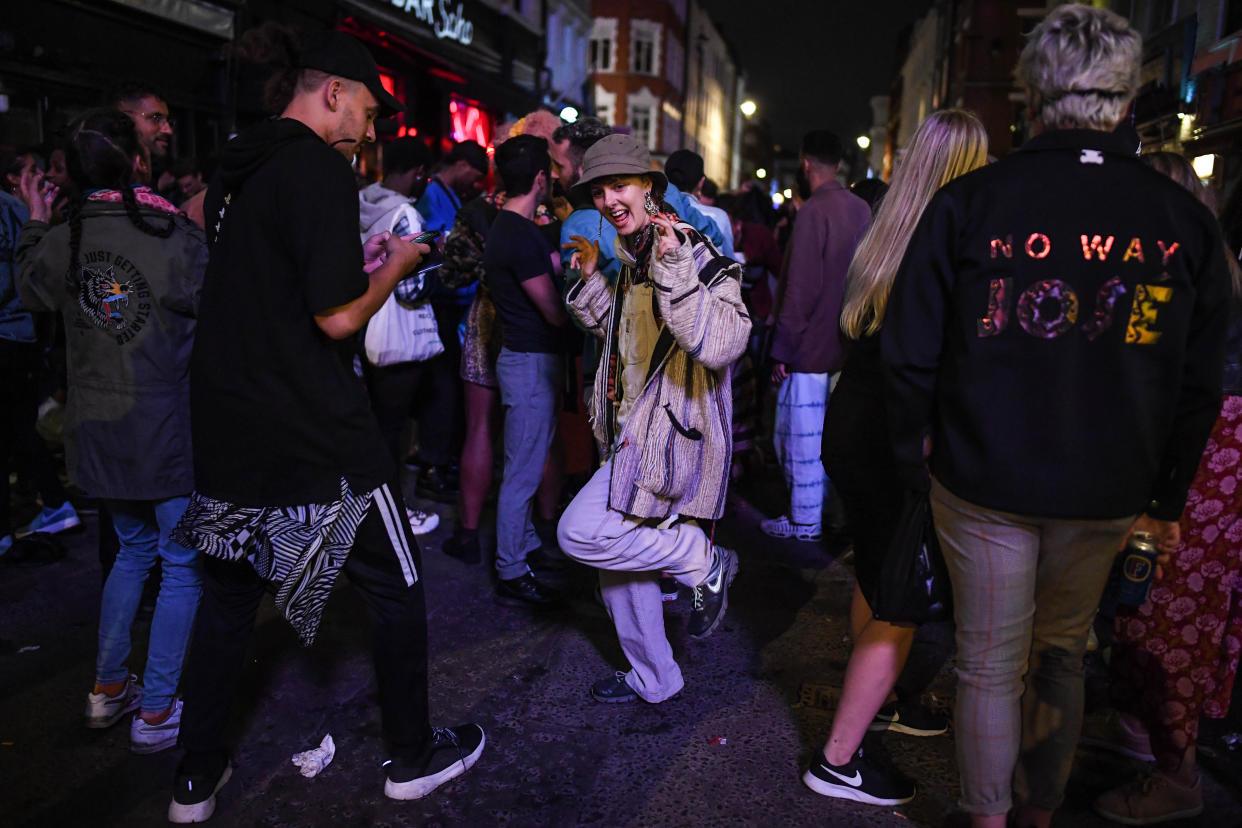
<box><xmin>2</xmin><ymin>475</ymin><xmax>1241</xmax><ymax>826</ymax></box>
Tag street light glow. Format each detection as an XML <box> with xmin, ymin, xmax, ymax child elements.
<box><xmin>740</xmin><ymin>100</ymin><xmax>757</xmax><ymax>117</ymax></box>
<box><xmin>755</xmin><ymin>168</ymin><xmax>767</xmax><ymax>179</ymax></box>
<box><xmin>783</xmin><ymin>188</ymin><xmax>792</xmax><ymax>200</ymax></box>
<box><xmin>857</xmin><ymin>135</ymin><xmax>871</xmax><ymax>150</ymax></box>
<box><xmin>559</xmin><ymin>106</ymin><xmax>579</xmax><ymax>123</ymax></box>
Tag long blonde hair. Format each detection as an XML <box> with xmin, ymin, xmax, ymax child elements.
<box><xmin>840</xmin><ymin>109</ymin><xmax>989</xmax><ymax>338</ymax></box>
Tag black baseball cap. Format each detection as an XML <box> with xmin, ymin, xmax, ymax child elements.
<box><xmin>298</xmin><ymin>30</ymin><xmax>405</xmax><ymax>117</ymax></box>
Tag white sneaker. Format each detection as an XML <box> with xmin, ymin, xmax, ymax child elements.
<box><xmin>131</xmin><ymin>699</ymin><xmax>183</xmax><ymax>754</ymax></box>
<box><xmin>406</xmin><ymin>508</ymin><xmax>440</xmax><ymax>535</ymax></box>
<box><xmin>85</xmin><ymin>674</ymin><xmax>143</xmax><ymax>728</ymax></box>
<box><xmin>759</xmin><ymin>514</ymin><xmax>821</xmax><ymax>541</ymax></box>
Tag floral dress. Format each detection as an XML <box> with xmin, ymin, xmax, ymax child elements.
<box><xmin>1110</xmin><ymin>394</ymin><xmax>1242</xmax><ymax>758</ymax></box>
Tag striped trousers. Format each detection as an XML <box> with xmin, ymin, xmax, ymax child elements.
<box><xmin>773</xmin><ymin>371</ymin><xmax>831</xmax><ymax>526</ymax></box>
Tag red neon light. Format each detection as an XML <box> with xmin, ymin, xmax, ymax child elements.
<box><xmin>379</xmin><ymin>72</ymin><xmax>396</xmax><ymax>97</ymax></box>
<box><xmin>398</xmin><ymin>126</ymin><xmax>408</xmax><ymax>137</ymax></box>
<box><xmin>449</xmin><ymin>97</ymin><xmax>491</xmax><ymax>147</ymax></box>
<box><xmin>429</xmin><ymin>67</ymin><xmax>467</xmax><ymax>85</ymax></box>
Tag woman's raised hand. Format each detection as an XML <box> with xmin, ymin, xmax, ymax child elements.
<box><xmin>566</xmin><ymin>235</ymin><xmax>601</xmax><ymax>278</ymax></box>
<box><xmin>650</xmin><ymin>213</ymin><xmax>680</xmax><ymax>261</ymax></box>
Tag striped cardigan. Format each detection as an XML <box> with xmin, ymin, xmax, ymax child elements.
<box><xmin>567</xmin><ymin>222</ymin><xmax>752</xmax><ymax>520</ymax></box>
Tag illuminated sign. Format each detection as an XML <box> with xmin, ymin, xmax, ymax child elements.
<box><xmin>450</xmin><ymin>97</ymin><xmax>490</xmax><ymax>147</ymax></box>
<box><xmin>389</xmin><ymin>0</ymin><xmax>474</xmax><ymax>45</ymax></box>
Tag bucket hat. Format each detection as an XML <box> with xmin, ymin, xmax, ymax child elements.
<box><xmin>569</xmin><ymin>133</ymin><xmax>667</xmax><ymax>205</ymax></box>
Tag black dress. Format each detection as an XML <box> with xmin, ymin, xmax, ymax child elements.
<box><xmin>822</xmin><ymin>333</ymin><xmax>904</xmax><ymax>602</ymax></box>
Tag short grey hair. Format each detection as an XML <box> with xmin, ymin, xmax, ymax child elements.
<box><xmin>1016</xmin><ymin>4</ymin><xmax>1142</xmax><ymax>131</ymax></box>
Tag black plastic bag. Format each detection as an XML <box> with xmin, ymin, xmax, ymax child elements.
<box><xmin>867</xmin><ymin>491</ymin><xmax>953</xmax><ymax>625</ymax></box>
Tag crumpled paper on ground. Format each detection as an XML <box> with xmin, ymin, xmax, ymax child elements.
<box><xmin>291</xmin><ymin>734</ymin><xmax>335</xmax><ymax>778</ymax></box>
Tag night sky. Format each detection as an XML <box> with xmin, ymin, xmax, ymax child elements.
<box><xmin>703</xmin><ymin>0</ymin><xmax>936</xmax><ymax>149</ymax></box>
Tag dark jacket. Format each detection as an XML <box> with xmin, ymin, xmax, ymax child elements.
<box><xmin>770</xmin><ymin>181</ymin><xmax>871</xmax><ymax>373</ymax></box>
<box><xmin>16</xmin><ymin>201</ymin><xmax>206</xmax><ymax>499</ymax></box>
<box><xmin>883</xmin><ymin>129</ymin><xmax>1231</xmax><ymax>521</ymax></box>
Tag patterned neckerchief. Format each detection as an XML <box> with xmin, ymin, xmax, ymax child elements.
<box><xmin>85</xmin><ymin>186</ymin><xmax>182</xmax><ymax>216</ymax></box>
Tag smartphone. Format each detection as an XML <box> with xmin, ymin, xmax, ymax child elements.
<box><xmin>411</xmin><ymin>230</ymin><xmax>439</xmax><ymax>245</ymax></box>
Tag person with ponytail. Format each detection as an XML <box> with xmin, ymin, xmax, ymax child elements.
<box><xmin>165</xmin><ymin>25</ymin><xmax>483</xmax><ymax>822</ymax></box>
<box><xmin>14</xmin><ymin>108</ymin><xmax>207</xmax><ymax>754</ymax></box>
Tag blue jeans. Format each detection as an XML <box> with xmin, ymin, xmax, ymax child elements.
<box><xmin>495</xmin><ymin>349</ymin><xmax>561</xmax><ymax>580</ymax></box>
<box><xmin>96</xmin><ymin>497</ymin><xmax>202</xmax><ymax>714</ymax></box>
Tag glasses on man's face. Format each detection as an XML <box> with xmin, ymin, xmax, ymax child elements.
<box><xmin>122</xmin><ymin>109</ymin><xmax>175</xmax><ymax>130</ymax></box>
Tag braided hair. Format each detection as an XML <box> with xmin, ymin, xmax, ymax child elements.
<box><xmin>62</xmin><ymin>108</ymin><xmax>174</xmax><ymax>289</ymax></box>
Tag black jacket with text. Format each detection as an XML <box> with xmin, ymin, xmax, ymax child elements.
<box><xmin>883</xmin><ymin>129</ymin><xmax>1230</xmax><ymax>521</ymax></box>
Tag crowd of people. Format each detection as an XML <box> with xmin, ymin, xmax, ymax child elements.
<box><xmin>2</xmin><ymin>3</ymin><xmax>1241</xmax><ymax>826</ymax></box>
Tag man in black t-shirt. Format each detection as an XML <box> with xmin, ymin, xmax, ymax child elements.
<box><xmin>484</xmin><ymin>135</ymin><xmax>568</xmax><ymax>608</ymax></box>
<box><xmin>167</xmin><ymin>29</ymin><xmax>484</xmax><ymax>823</ymax></box>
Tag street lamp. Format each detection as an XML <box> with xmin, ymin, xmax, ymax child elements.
<box><xmin>559</xmin><ymin>105</ymin><xmax>579</xmax><ymax>123</ymax></box>
<box><xmin>740</xmin><ymin>100</ymin><xmax>757</xmax><ymax>118</ymax></box>
<box><xmin>755</xmin><ymin>168</ymin><xmax>767</xmax><ymax>179</ymax></box>
<box><xmin>856</xmin><ymin>135</ymin><xmax>871</xmax><ymax>150</ymax></box>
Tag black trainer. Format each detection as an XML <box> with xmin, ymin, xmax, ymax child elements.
<box><xmin>442</xmin><ymin>530</ymin><xmax>481</xmax><ymax>565</ymax></box>
<box><xmin>802</xmin><ymin>746</ymin><xmax>915</xmax><ymax>806</ymax></box>
<box><xmin>590</xmin><ymin>671</ymin><xmax>640</xmax><ymax>703</ymax></box>
<box><xmin>384</xmin><ymin>723</ymin><xmax>485</xmax><ymax>800</ymax></box>
<box><xmin>415</xmin><ymin>465</ymin><xmax>458</xmax><ymax>504</ymax></box>
<box><xmin>496</xmin><ymin>573</ymin><xmax>565</xmax><ymax>608</ymax></box>
<box><xmin>168</xmin><ymin>756</ymin><xmax>233</xmax><ymax>823</ymax></box>
<box><xmin>687</xmin><ymin>545</ymin><xmax>738</xmax><ymax>639</ymax></box>
<box><xmin>868</xmin><ymin>700</ymin><xmax>949</xmax><ymax>736</ymax></box>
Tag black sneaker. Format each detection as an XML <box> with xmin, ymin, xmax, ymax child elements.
<box><xmin>415</xmin><ymin>466</ymin><xmax>458</xmax><ymax>504</ymax></box>
<box><xmin>168</xmin><ymin>756</ymin><xmax>233</xmax><ymax>823</ymax></box>
<box><xmin>687</xmin><ymin>545</ymin><xmax>738</xmax><ymax>639</ymax></box>
<box><xmin>802</xmin><ymin>746</ymin><xmax>915</xmax><ymax>806</ymax></box>
<box><xmin>442</xmin><ymin>530</ymin><xmax>481</xmax><ymax>565</ymax></box>
<box><xmin>496</xmin><ymin>573</ymin><xmax>565</xmax><ymax>608</ymax></box>
<box><xmin>590</xmin><ymin>671</ymin><xmax>640</xmax><ymax>704</ymax></box>
<box><xmin>869</xmin><ymin>701</ymin><xmax>949</xmax><ymax>736</ymax></box>
<box><xmin>384</xmin><ymin>724</ymin><xmax>485</xmax><ymax>801</ymax></box>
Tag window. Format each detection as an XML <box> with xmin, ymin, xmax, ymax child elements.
<box><xmin>590</xmin><ymin>19</ymin><xmax>617</xmax><ymax>73</ymax></box>
<box><xmin>629</xmin><ymin>104</ymin><xmax>654</xmax><ymax>148</ymax></box>
<box><xmin>627</xmin><ymin>87</ymin><xmax>660</xmax><ymax>150</ymax></box>
<box><xmin>630</xmin><ymin>21</ymin><xmax>662</xmax><ymax>76</ymax></box>
<box><xmin>594</xmin><ymin>84</ymin><xmax>616</xmax><ymax>126</ymax></box>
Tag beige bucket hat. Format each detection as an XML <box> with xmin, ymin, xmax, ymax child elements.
<box><xmin>568</xmin><ymin>133</ymin><xmax>668</xmax><ymax>205</ymax></box>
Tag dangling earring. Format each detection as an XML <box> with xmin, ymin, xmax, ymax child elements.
<box><xmin>644</xmin><ymin>192</ymin><xmax>658</xmax><ymax>217</ymax></box>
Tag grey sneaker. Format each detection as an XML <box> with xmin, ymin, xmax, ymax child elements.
<box><xmin>84</xmin><ymin>674</ymin><xmax>142</xmax><ymax>728</ymax></box>
<box><xmin>131</xmin><ymin>699</ymin><xmax>183</xmax><ymax>754</ymax></box>
<box><xmin>688</xmin><ymin>545</ymin><xmax>738</xmax><ymax>639</ymax></box>
<box><xmin>1094</xmin><ymin>770</ymin><xmax>1203</xmax><ymax>824</ymax></box>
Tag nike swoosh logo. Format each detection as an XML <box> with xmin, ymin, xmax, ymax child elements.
<box><xmin>824</xmin><ymin>767</ymin><xmax>863</xmax><ymax>787</ymax></box>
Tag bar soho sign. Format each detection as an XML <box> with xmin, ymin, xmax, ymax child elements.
<box><xmin>389</xmin><ymin>0</ymin><xmax>473</xmax><ymax>45</ymax></box>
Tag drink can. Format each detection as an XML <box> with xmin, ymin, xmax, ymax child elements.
<box><xmin>1116</xmin><ymin>531</ymin><xmax>1159</xmax><ymax>607</ymax></box>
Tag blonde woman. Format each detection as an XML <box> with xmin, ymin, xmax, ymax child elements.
<box><xmin>803</xmin><ymin>109</ymin><xmax>988</xmax><ymax>805</ymax></box>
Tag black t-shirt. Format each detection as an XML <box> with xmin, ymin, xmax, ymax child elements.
<box><xmin>190</xmin><ymin>118</ymin><xmax>392</xmax><ymax>506</ymax></box>
<box><xmin>483</xmin><ymin>209</ymin><xmax>562</xmax><ymax>353</ymax></box>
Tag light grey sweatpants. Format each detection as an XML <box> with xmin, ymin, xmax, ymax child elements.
<box><xmin>557</xmin><ymin>459</ymin><xmax>714</xmax><ymax>702</ymax></box>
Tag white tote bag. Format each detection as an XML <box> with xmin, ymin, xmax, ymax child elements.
<box><xmin>364</xmin><ymin>294</ymin><xmax>444</xmax><ymax>366</ymax></box>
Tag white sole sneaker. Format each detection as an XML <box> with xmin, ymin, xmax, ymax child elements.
<box><xmin>84</xmin><ymin>677</ymin><xmax>142</xmax><ymax>728</ymax></box>
<box><xmin>168</xmin><ymin>764</ymin><xmax>232</xmax><ymax>824</ymax></box>
<box><xmin>384</xmin><ymin>730</ymin><xmax>486</xmax><ymax>801</ymax></box>
<box><xmin>131</xmin><ymin>700</ymin><xmax>183</xmax><ymax>754</ymax></box>
<box><xmin>801</xmin><ymin>767</ymin><xmax>914</xmax><ymax>806</ymax></box>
